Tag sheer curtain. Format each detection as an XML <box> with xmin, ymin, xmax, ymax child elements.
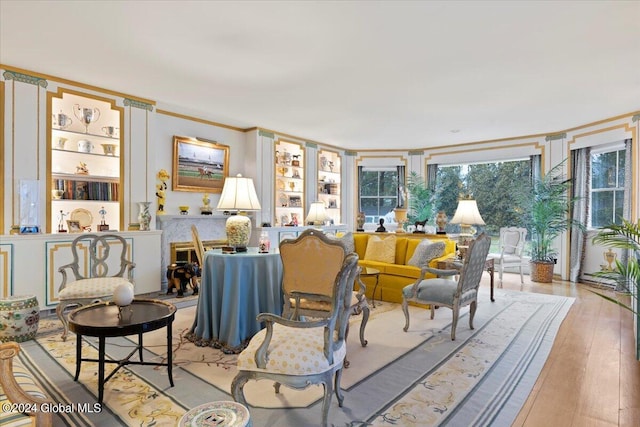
<box><xmin>397</xmin><ymin>165</ymin><xmax>406</xmax><ymax>208</ymax></box>
<box><xmin>427</xmin><ymin>164</ymin><xmax>438</xmax><ymax>191</ymax></box>
<box><xmin>570</xmin><ymin>148</ymin><xmax>590</xmax><ymax>283</ymax></box>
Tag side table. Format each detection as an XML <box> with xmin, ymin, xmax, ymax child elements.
<box><xmin>68</xmin><ymin>299</ymin><xmax>176</xmax><ymax>403</ymax></box>
<box><xmin>360</xmin><ymin>267</ymin><xmax>381</xmax><ymax>307</ymax></box>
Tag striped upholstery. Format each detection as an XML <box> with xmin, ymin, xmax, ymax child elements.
<box><xmin>0</xmin><ymin>350</ymin><xmax>48</xmax><ymax>426</ymax></box>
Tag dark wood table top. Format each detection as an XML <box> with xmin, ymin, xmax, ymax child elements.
<box><xmin>68</xmin><ymin>299</ymin><xmax>176</xmax><ymax>337</ymax></box>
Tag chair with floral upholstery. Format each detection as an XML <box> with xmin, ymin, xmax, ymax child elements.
<box><xmin>56</xmin><ymin>233</ymin><xmax>135</xmax><ymax>341</ymax></box>
<box><xmin>402</xmin><ymin>233</ymin><xmax>491</xmax><ymax>340</ymax></box>
<box><xmin>231</xmin><ymin>230</ymin><xmax>360</xmax><ymax>427</ymax></box>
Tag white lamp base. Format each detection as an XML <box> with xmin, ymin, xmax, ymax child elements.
<box><xmin>226</xmin><ymin>214</ymin><xmax>251</xmax><ymax>251</ymax></box>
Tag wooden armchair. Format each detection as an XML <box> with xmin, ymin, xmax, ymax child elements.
<box><xmin>231</xmin><ymin>249</ymin><xmax>360</xmax><ymax>427</ymax></box>
<box><xmin>56</xmin><ymin>233</ymin><xmax>135</xmax><ymax>340</ymax></box>
<box><xmin>0</xmin><ymin>342</ymin><xmax>53</xmax><ymax>426</ymax></box>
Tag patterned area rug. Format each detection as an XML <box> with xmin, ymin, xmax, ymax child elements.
<box><xmin>16</xmin><ymin>287</ymin><xmax>573</xmax><ymax>426</ymax></box>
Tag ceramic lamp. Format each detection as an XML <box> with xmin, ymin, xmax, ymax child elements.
<box><xmin>217</xmin><ymin>174</ymin><xmax>261</xmax><ymax>252</ymax></box>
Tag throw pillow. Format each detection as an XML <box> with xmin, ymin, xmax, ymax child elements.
<box><xmin>330</xmin><ymin>232</ymin><xmax>355</xmax><ymax>254</ymax></box>
<box><xmin>364</xmin><ymin>235</ymin><xmax>396</xmax><ymax>263</ymax></box>
<box><xmin>407</xmin><ymin>240</ymin><xmax>446</xmax><ymax>267</ymax></box>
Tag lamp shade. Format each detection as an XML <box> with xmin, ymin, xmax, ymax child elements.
<box><xmin>306</xmin><ymin>201</ymin><xmax>328</xmax><ymax>225</ymax></box>
<box><xmin>216</xmin><ymin>174</ymin><xmax>261</xmax><ymax>211</ymax></box>
<box><xmin>450</xmin><ymin>197</ymin><xmax>484</xmax><ymax>235</ymax></box>
<box><xmin>216</xmin><ymin>174</ymin><xmax>261</xmax><ymax>251</ymax></box>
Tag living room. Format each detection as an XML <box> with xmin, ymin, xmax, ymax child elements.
<box><xmin>1</xmin><ymin>1</ymin><xmax>639</xmax><ymax>426</ymax></box>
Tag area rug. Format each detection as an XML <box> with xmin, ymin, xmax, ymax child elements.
<box><xmin>16</xmin><ymin>287</ymin><xmax>573</xmax><ymax>426</ymax></box>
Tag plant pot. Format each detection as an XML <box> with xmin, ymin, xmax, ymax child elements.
<box><xmin>530</xmin><ymin>260</ymin><xmax>555</xmax><ymax>283</ymax></box>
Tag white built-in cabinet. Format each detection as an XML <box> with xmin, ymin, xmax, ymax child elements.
<box><xmin>48</xmin><ymin>90</ymin><xmax>124</xmax><ymax>233</ymax></box>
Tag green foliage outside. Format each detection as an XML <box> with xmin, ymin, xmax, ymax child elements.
<box><xmin>405</xmin><ymin>171</ymin><xmax>434</xmax><ymax>226</ymax></box>
<box><xmin>434</xmin><ymin>161</ymin><xmax>530</xmax><ymax>238</ymax></box>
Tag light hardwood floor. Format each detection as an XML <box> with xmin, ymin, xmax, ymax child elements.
<box><xmin>491</xmin><ymin>273</ymin><xmax>640</xmax><ymax>427</ymax></box>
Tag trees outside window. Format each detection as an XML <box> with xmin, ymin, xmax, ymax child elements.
<box><xmin>434</xmin><ymin>160</ymin><xmax>531</xmax><ymax>236</ymax></box>
<box><xmin>591</xmin><ymin>148</ymin><xmax>625</xmax><ymax>227</ymax></box>
<box><xmin>359</xmin><ymin>169</ymin><xmax>399</xmax><ymax>223</ymax></box>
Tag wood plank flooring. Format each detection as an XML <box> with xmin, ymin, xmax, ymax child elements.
<box><xmin>491</xmin><ymin>273</ymin><xmax>640</xmax><ymax>427</ymax></box>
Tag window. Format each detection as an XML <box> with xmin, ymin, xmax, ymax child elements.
<box><xmin>591</xmin><ymin>147</ymin><xmax>625</xmax><ymax>227</ymax></box>
<box><xmin>359</xmin><ymin>168</ymin><xmax>399</xmax><ymax>223</ymax></box>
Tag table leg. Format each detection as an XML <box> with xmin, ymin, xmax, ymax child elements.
<box><xmin>138</xmin><ymin>332</ymin><xmax>143</xmax><ymax>361</ymax></box>
<box><xmin>74</xmin><ymin>334</ymin><xmax>82</xmax><ymax>381</ymax></box>
<box><xmin>487</xmin><ymin>261</ymin><xmax>495</xmax><ymax>302</ymax></box>
<box><xmin>167</xmin><ymin>319</ymin><xmax>174</xmax><ymax>387</ymax></box>
<box><xmin>371</xmin><ymin>275</ymin><xmax>380</xmax><ymax>308</ymax></box>
<box><xmin>98</xmin><ymin>337</ymin><xmax>105</xmax><ymax>403</ymax></box>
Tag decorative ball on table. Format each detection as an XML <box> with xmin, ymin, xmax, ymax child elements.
<box><xmin>113</xmin><ymin>283</ymin><xmax>134</xmax><ymax>319</ymax></box>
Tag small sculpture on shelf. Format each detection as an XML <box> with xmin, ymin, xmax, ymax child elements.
<box><xmin>436</xmin><ymin>210</ymin><xmax>448</xmax><ymax>234</ymax></box>
<box><xmin>201</xmin><ymin>193</ymin><xmax>212</xmax><ymax>215</ymax></box>
<box><xmin>375</xmin><ymin>218</ymin><xmax>386</xmax><ymax>232</ymax></box>
<box><xmin>98</xmin><ymin>206</ymin><xmax>109</xmax><ymax>231</ymax></box>
<box><xmin>156</xmin><ymin>169</ymin><xmax>170</xmax><ymax>214</ymax></box>
<box><xmin>58</xmin><ymin>210</ymin><xmax>67</xmax><ymax>233</ymax></box>
<box><xmin>75</xmin><ymin>162</ymin><xmax>89</xmax><ymax>175</ymax></box>
<box><xmin>356</xmin><ymin>212</ymin><xmax>366</xmax><ymax>231</ymax></box>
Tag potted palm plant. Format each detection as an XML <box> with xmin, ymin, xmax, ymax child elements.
<box><xmin>406</xmin><ymin>171</ymin><xmax>435</xmax><ymax>229</ymax></box>
<box><xmin>524</xmin><ymin>160</ymin><xmax>584</xmax><ymax>283</ymax></box>
<box><xmin>591</xmin><ymin>220</ymin><xmax>640</xmax><ymax>317</ymax></box>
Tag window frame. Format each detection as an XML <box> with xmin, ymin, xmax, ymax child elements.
<box><xmin>589</xmin><ymin>142</ymin><xmax>626</xmax><ymax>228</ymax></box>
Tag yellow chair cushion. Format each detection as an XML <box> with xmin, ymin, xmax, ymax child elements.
<box><xmin>237</xmin><ymin>324</ymin><xmax>346</xmax><ymax>375</ymax></box>
<box><xmin>363</xmin><ymin>235</ymin><xmax>396</xmax><ymax>263</ymax></box>
<box><xmin>58</xmin><ymin>277</ymin><xmax>132</xmax><ymax>300</ymax></box>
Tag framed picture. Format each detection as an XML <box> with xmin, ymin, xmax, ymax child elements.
<box><xmin>67</xmin><ymin>220</ymin><xmax>82</xmax><ymax>233</ymax></box>
<box><xmin>172</xmin><ymin>136</ymin><xmax>229</xmax><ymax>193</ymax></box>
<box><xmin>288</xmin><ymin>195</ymin><xmax>302</xmax><ymax>207</ymax></box>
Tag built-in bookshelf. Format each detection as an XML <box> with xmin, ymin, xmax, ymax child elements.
<box><xmin>274</xmin><ymin>140</ymin><xmax>305</xmax><ymax>226</ymax></box>
<box><xmin>317</xmin><ymin>149</ymin><xmax>341</xmax><ymax>224</ymax></box>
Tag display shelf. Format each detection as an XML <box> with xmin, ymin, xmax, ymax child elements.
<box><xmin>274</xmin><ymin>140</ymin><xmax>305</xmax><ymax>226</ymax></box>
<box><xmin>317</xmin><ymin>149</ymin><xmax>342</xmax><ymax>224</ymax></box>
<box><xmin>48</xmin><ymin>90</ymin><xmax>123</xmax><ymax>233</ymax></box>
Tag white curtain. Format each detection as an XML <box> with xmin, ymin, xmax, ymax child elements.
<box><xmin>570</xmin><ymin>148</ymin><xmax>590</xmax><ymax>283</ymax></box>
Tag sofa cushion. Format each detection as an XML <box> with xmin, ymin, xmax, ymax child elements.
<box><xmin>331</xmin><ymin>231</ymin><xmax>355</xmax><ymax>254</ymax></box>
<box><xmin>407</xmin><ymin>240</ymin><xmax>446</xmax><ymax>268</ymax></box>
<box><xmin>353</xmin><ymin>233</ymin><xmax>370</xmax><ymax>259</ymax></box>
<box><xmin>364</xmin><ymin>235</ymin><xmax>396</xmax><ymax>263</ymax></box>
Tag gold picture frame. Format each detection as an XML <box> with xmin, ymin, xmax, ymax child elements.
<box><xmin>66</xmin><ymin>220</ymin><xmax>82</xmax><ymax>233</ymax></box>
<box><xmin>172</xmin><ymin>136</ymin><xmax>229</xmax><ymax>193</ymax></box>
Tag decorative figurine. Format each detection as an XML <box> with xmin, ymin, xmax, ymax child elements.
<box><xmin>201</xmin><ymin>193</ymin><xmax>212</xmax><ymax>215</ymax></box>
<box><xmin>156</xmin><ymin>169</ymin><xmax>170</xmax><ymax>214</ymax></box>
<box><xmin>75</xmin><ymin>162</ymin><xmax>89</xmax><ymax>175</ymax></box>
<box><xmin>375</xmin><ymin>218</ymin><xmax>386</xmax><ymax>232</ymax></box>
<box><xmin>436</xmin><ymin>210</ymin><xmax>448</xmax><ymax>234</ymax></box>
<box><xmin>98</xmin><ymin>206</ymin><xmax>109</xmax><ymax>231</ymax></box>
<box><xmin>58</xmin><ymin>210</ymin><xmax>67</xmax><ymax>233</ymax></box>
<box><xmin>356</xmin><ymin>212</ymin><xmax>366</xmax><ymax>231</ymax></box>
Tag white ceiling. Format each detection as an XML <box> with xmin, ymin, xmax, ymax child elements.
<box><xmin>1</xmin><ymin>1</ymin><xmax>639</xmax><ymax>151</ymax></box>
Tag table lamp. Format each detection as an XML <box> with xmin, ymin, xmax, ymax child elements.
<box><xmin>450</xmin><ymin>195</ymin><xmax>485</xmax><ymax>258</ymax></box>
<box><xmin>306</xmin><ymin>201</ymin><xmax>328</xmax><ymax>226</ymax></box>
<box><xmin>216</xmin><ymin>174</ymin><xmax>261</xmax><ymax>252</ymax></box>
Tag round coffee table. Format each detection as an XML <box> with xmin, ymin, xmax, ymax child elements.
<box><xmin>68</xmin><ymin>299</ymin><xmax>176</xmax><ymax>403</ymax></box>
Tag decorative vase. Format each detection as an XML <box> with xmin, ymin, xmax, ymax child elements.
<box><xmin>138</xmin><ymin>202</ymin><xmax>152</xmax><ymax>231</ymax></box>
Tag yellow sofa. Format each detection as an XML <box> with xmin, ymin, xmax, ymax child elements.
<box><xmin>353</xmin><ymin>232</ymin><xmax>456</xmax><ymax>304</ymax></box>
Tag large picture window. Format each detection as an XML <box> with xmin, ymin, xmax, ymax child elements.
<box><xmin>591</xmin><ymin>147</ymin><xmax>625</xmax><ymax>227</ymax></box>
<box><xmin>358</xmin><ymin>167</ymin><xmax>399</xmax><ymax>223</ymax></box>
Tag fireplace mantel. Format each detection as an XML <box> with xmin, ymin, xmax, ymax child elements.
<box><xmin>156</xmin><ymin>214</ymin><xmax>228</xmax><ymax>288</ymax></box>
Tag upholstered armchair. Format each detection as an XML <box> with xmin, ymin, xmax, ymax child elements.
<box><xmin>280</xmin><ymin>229</ymin><xmax>369</xmax><ymax>352</ymax></box>
<box><xmin>56</xmin><ymin>234</ymin><xmax>135</xmax><ymax>341</ymax></box>
<box><xmin>231</xmin><ymin>240</ymin><xmax>360</xmax><ymax>427</ymax></box>
<box><xmin>401</xmin><ymin>233</ymin><xmax>491</xmax><ymax>340</ymax></box>
<box><xmin>487</xmin><ymin>227</ymin><xmax>527</xmax><ymax>284</ymax></box>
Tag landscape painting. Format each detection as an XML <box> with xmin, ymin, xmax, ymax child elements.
<box><xmin>172</xmin><ymin>136</ymin><xmax>229</xmax><ymax>192</ymax></box>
